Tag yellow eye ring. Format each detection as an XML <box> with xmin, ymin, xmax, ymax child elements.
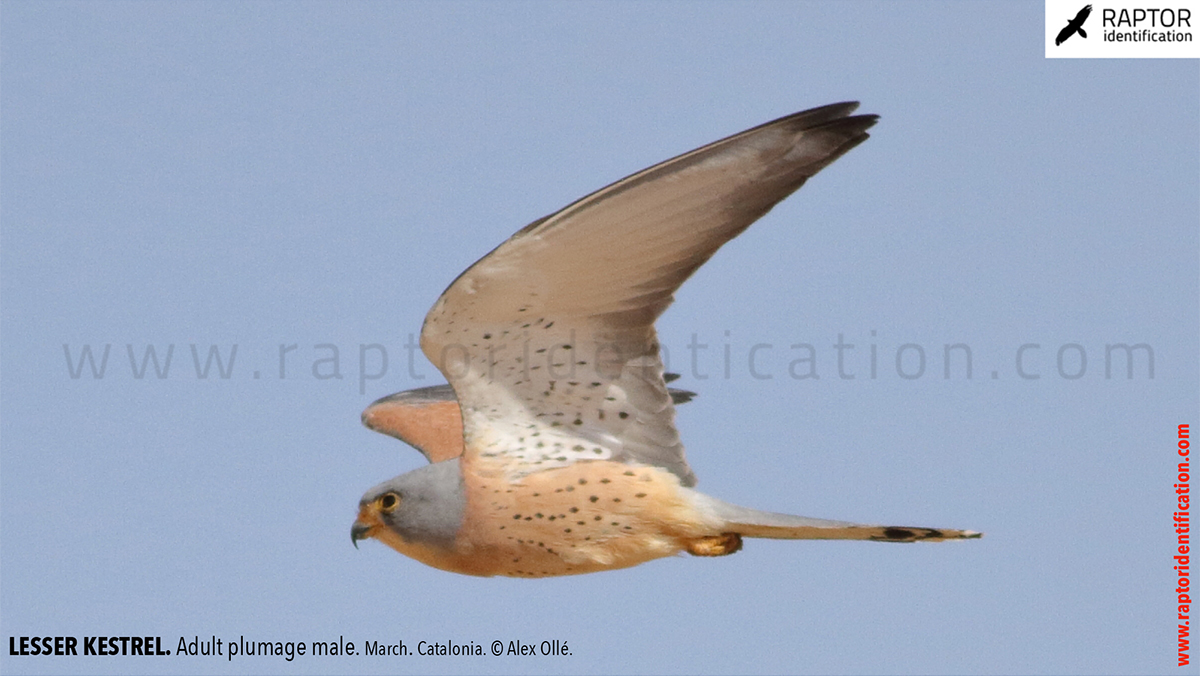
<box><xmin>379</xmin><ymin>492</ymin><xmax>400</xmax><ymax>513</ymax></box>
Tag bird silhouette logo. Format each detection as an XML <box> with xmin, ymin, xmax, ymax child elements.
<box><xmin>1056</xmin><ymin>4</ymin><xmax>1093</xmax><ymax>45</ymax></box>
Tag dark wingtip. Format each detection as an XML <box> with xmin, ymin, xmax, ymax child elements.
<box><xmin>663</xmin><ymin>373</ymin><xmax>698</xmax><ymax>404</ymax></box>
<box><xmin>785</xmin><ymin>101</ymin><xmax>878</xmax><ymax>135</ymax></box>
<box><xmin>367</xmin><ymin>384</ymin><xmax>458</xmax><ymax>408</ymax></box>
<box><xmin>668</xmin><ymin>388</ymin><xmax>698</xmax><ymax>405</ymax></box>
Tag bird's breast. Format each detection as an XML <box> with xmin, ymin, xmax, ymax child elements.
<box><xmin>453</xmin><ymin>459</ymin><xmax>721</xmax><ymax>577</ymax></box>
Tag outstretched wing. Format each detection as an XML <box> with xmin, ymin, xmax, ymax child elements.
<box><xmin>1057</xmin><ymin>4</ymin><xmax>1091</xmax><ymax>44</ymax></box>
<box><xmin>362</xmin><ymin>378</ymin><xmax>698</xmax><ymax>463</ymax></box>
<box><xmin>420</xmin><ymin>103</ymin><xmax>877</xmax><ymax>486</ymax></box>
<box><xmin>1055</xmin><ymin>23</ymin><xmax>1076</xmax><ymax>45</ymax></box>
<box><xmin>361</xmin><ymin>385</ymin><xmax>467</xmax><ymax>464</ymax></box>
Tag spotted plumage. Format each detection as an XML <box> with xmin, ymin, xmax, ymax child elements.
<box><xmin>351</xmin><ymin>102</ymin><xmax>981</xmax><ymax>578</ymax></box>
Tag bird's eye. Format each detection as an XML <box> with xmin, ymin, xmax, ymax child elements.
<box><xmin>379</xmin><ymin>492</ymin><xmax>400</xmax><ymax>513</ymax></box>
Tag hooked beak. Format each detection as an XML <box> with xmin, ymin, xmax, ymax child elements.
<box><xmin>352</xmin><ymin>502</ymin><xmax>386</xmax><ymax>549</ymax></box>
<box><xmin>351</xmin><ymin>520</ymin><xmax>371</xmax><ymax>549</ymax></box>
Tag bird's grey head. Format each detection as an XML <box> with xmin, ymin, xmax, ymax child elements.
<box><xmin>351</xmin><ymin>459</ymin><xmax>466</xmax><ymax>550</ymax></box>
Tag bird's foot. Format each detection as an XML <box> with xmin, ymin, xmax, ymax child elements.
<box><xmin>685</xmin><ymin>533</ymin><xmax>743</xmax><ymax>556</ymax></box>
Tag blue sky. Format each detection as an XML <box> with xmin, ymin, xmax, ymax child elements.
<box><xmin>2</xmin><ymin>2</ymin><xmax>1196</xmax><ymax>674</ymax></box>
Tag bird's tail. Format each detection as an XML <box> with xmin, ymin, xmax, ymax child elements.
<box><xmin>691</xmin><ymin>492</ymin><xmax>982</xmax><ymax>543</ymax></box>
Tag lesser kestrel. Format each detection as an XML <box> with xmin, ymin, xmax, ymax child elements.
<box><xmin>351</xmin><ymin>102</ymin><xmax>981</xmax><ymax>577</ymax></box>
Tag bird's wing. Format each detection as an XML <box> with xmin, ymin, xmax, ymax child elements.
<box><xmin>361</xmin><ymin>385</ymin><xmax>466</xmax><ymax>463</ymax></box>
<box><xmin>1075</xmin><ymin>4</ymin><xmax>1092</xmax><ymax>23</ymax></box>
<box><xmin>363</xmin><ymin>379</ymin><xmax>698</xmax><ymax>462</ymax></box>
<box><xmin>1055</xmin><ymin>24</ymin><xmax>1075</xmax><ymax>45</ymax></box>
<box><xmin>420</xmin><ymin>103</ymin><xmax>877</xmax><ymax>486</ymax></box>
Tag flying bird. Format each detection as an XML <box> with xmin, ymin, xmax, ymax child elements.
<box><xmin>352</xmin><ymin>102</ymin><xmax>982</xmax><ymax>577</ymax></box>
<box><xmin>1056</xmin><ymin>4</ymin><xmax>1092</xmax><ymax>45</ymax></box>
